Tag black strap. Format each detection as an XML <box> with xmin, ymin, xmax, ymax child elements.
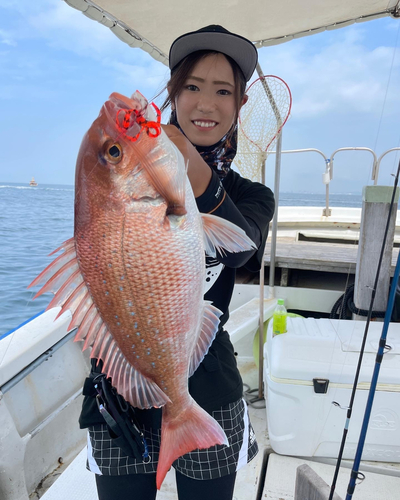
<box><xmin>93</xmin><ymin>373</ymin><xmax>150</xmax><ymax>463</ymax></box>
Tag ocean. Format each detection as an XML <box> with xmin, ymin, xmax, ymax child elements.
<box><xmin>0</xmin><ymin>182</ymin><xmax>362</xmax><ymax>337</ymax></box>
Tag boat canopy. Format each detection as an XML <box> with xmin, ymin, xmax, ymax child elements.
<box><xmin>64</xmin><ymin>0</ymin><xmax>400</xmax><ymax>65</ymax></box>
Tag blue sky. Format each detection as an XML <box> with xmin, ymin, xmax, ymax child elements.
<box><xmin>0</xmin><ymin>0</ymin><xmax>399</xmax><ymax>193</ymax></box>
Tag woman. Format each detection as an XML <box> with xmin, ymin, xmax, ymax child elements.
<box><xmin>79</xmin><ymin>25</ymin><xmax>275</xmax><ymax>500</ymax></box>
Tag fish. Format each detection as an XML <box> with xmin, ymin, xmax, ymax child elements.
<box><xmin>28</xmin><ymin>91</ymin><xmax>256</xmax><ymax>488</ymax></box>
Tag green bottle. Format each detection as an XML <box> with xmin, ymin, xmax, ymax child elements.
<box><xmin>273</xmin><ymin>298</ymin><xmax>287</xmax><ymax>335</ymax></box>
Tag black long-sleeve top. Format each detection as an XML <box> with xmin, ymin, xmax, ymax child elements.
<box><xmin>197</xmin><ymin>169</ymin><xmax>274</xmax><ymax>327</ymax></box>
<box><xmin>188</xmin><ymin>169</ymin><xmax>275</xmax><ymax>411</ymax></box>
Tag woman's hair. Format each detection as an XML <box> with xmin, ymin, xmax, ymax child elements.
<box><xmin>160</xmin><ymin>50</ymin><xmax>247</xmax><ymax>123</ymax></box>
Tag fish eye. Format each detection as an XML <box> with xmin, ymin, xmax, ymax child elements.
<box><xmin>104</xmin><ymin>141</ymin><xmax>123</xmax><ymax>164</ymax></box>
<box><xmin>109</xmin><ymin>145</ymin><xmax>121</xmax><ymax>157</ymax></box>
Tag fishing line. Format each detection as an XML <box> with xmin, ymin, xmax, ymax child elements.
<box><xmin>373</xmin><ymin>22</ymin><xmax>400</xmax><ymax>156</ymax></box>
<box><xmin>345</xmin><ymin>163</ymin><xmax>400</xmax><ymax>500</ymax></box>
<box><xmin>328</xmin><ymin>159</ymin><xmax>400</xmax><ymax>500</ymax></box>
<box><xmin>322</xmin><ymin>157</ymin><xmax>392</xmax><ymax>497</ymax></box>
<box><xmin>312</xmin><ymin>246</ymin><xmax>360</xmax><ymax>448</ymax></box>
<box><xmin>391</xmin><ymin>136</ymin><xmax>400</xmax><ymax>177</ymax></box>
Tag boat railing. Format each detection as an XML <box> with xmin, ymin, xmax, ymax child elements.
<box><xmin>327</xmin><ymin>147</ymin><xmax>378</xmax><ymax>216</ymax></box>
<box><xmin>267</xmin><ymin>148</ymin><xmax>330</xmax><ymax>214</ymax></box>
<box><xmin>374</xmin><ymin>147</ymin><xmax>400</xmax><ymax>184</ymax></box>
<box><xmin>268</xmin><ymin>146</ymin><xmax>400</xmax><ymax>217</ymax></box>
<box><xmin>266</xmin><ymin>144</ymin><xmax>400</xmax><ymax>297</ymax></box>
<box><xmin>0</xmin><ymin>328</ymin><xmax>77</xmax><ymax>394</ymax></box>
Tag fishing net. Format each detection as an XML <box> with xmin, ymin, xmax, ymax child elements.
<box><xmin>235</xmin><ymin>75</ymin><xmax>292</xmax><ymax>182</ymax></box>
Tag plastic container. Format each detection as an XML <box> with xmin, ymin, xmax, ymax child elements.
<box><xmin>264</xmin><ymin>316</ymin><xmax>400</xmax><ymax>462</ymax></box>
<box><xmin>272</xmin><ymin>299</ymin><xmax>287</xmax><ymax>335</ymax></box>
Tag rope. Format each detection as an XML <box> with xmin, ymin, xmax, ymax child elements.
<box><xmin>330</xmin><ymin>284</ymin><xmax>386</xmax><ymax>319</ymax></box>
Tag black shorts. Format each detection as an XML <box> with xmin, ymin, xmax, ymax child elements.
<box><xmin>87</xmin><ymin>398</ymin><xmax>258</xmax><ymax>480</ymax></box>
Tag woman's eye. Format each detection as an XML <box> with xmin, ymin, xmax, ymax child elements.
<box><xmin>186</xmin><ymin>84</ymin><xmax>199</xmax><ymax>91</ymax></box>
<box><xmin>217</xmin><ymin>89</ymin><xmax>232</xmax><ymax>96</ymax></box>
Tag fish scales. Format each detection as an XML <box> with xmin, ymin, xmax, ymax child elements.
<box><xmin>29</xmin><ymin>91</ymin><xmax>256</xmax><ymax>488</ymax></box>
<box><xmin>76</xmin><ymin>205</ymin><xmax>204</xmax><ymax>396</ymax></box>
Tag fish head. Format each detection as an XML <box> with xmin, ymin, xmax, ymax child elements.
<box><xmin>75</xmin><ymin>91</ymin><xmax>186</xmax><ymax>223</ymax></box>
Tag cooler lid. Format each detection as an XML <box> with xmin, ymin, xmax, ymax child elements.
<box><xmin>266</xmin><ymin>317</ymin><xmax>400</xmax><ymax>387</ymax></box>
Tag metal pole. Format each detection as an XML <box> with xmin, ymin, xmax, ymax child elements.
<box><xmin>258</xmin><ymin>151</ymin><xmax>268</xmax><ymax>399</ymax></box>
<box><xmin>254</xmin><ymin>62</ymin><xmax>283</xmax><ymax>397</ymax></box>
<box><xmin>0</xmin><ymin>328</ymin><xmax>77</xmax><ymax>393</ymax></box>
<box><xmin>346</xmin><ymin>248</ymin><xmax>400</xmax><ymax>499</ymax></box>
<box><xmin>345</xmin><ymin>161</ymin><xmax>400</xmax><ymax>498</ymax></box>
<box><xmin>258</xmin><ymin>255</ymin><xmax>265</xmax><ymax>399</ymax></box>
<box><xmin>329</xmin><ymin>161</ymin><xmax>400</xmax><ymax>500</ymax></box>
<box><xmin>269</xmin><ymin>131</ymin><xmax>283</xmax><ymax>298</ymax></box>
<box><xmin>325</xmin><ymin>183</ymin><xmax>330</xmax><ymax>217</ymax></box>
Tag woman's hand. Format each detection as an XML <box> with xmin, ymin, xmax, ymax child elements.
<box><xmin>162</xmin><ymin>125</ymin><xmax>212</xmax><ymax>198</ymax></box>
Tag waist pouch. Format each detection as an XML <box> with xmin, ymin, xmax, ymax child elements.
<box><xmin>92</xmin><ymin>373</ymin><xmax>150</xmax><ymax>463</ymax></box>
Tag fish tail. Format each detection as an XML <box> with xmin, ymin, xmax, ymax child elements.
<box><xmin>156</xmin><ymin>401</ymin><xmax>228</xmax><ymax>489</ymax></box>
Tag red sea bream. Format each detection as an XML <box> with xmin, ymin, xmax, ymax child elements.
<box><xmin>29</xmin><ymin>91</ymin><xmax>255</xmax><ymax>488</ymax></box>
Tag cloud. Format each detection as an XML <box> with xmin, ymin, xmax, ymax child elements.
<box><xmin>1</xmin><ymin>0</ymin><xmax>161</xmax><ymax>64</ymax></box>
<box><xmin>0</xmin><ymin>29</ymin><xmax>16</xmax><ymax>46</ymax></box>
<box><xmin>0</xmin><ymin>0</ymin><xmax>166</xmax><ymax>102</ymax></box>
<box><xmin>258</xmin><ymin>25</ymin><xmax>400</xmax><ymax>119</ymax></box>
<box><xmin>106</xmin><ymin>59</ymin><xmax>169</xmax><ymax>94</ymax></box>
<box><xmin>27</xmin><ymin>1</ymin><xmax>122</xmax><ymax>57</ymax></box>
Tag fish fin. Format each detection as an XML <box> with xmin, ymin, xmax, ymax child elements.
<box><xmin>201</xmin><ymin>213</ymin><xmax>256</xmax><ymax>258</ymax></box>
<box><xmin>74</xmin><ymin>303</ymin><xmax>97</xmax><ymax>341</ymax></box>
<box><xmin>29</xmin><ymin>244</ymin><xmax>77</xmax><ymax>291</ymax></box>
<box><xmin>48</xmin><ymin>237</ymin><xmax>75</xmax><ymax>256</ymax></box>
<box><xmin>156</xmin><ymin>400</ymin><xmax>228</xmax><ymax>489</ymax></box>
<box><xmin>69</xmin><ymin>291</ymin><xmax>93</xmax><ymax>329</ymax></box>
<box><xmin>55</xmin><ymin>281</ymin><xmax>87</xmax><ymax>320</ymax></box>
<box><xmin>29</xmin><ymin>241</ymin><xmax>97</xmax><ymax>330</ymax></box>
<box><xmin>87</xmin><ymin>328</ymin><xmax>170</xmax><ymax>409</ymax></box>
<box><xmin>82</xmin><ymin>315</ymin><xmax>103</xmax><ymax>351</ymax></box>
<box><xmin>121</xmin><ymin>360</ymin><xmax>171</xmax><ymax>410</ymax></box>
<box><xmin>188</xmin><ymin>302</ymin><xmax>223</xmax><ymax>377</ymax></box>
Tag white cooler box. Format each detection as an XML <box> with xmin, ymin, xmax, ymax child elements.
<box><xmin>263</xmin><ymin>317</ymin><xmax>400</xmax><ymax>462</ymax></box>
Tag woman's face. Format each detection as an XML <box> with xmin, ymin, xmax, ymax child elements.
<box><xmin>174</xmin><ymin>53</ymin><xmax>240</xmax><ymax>147</ymax></box>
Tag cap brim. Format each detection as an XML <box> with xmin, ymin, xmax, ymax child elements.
<box><xmin>169</xmin><ymin>31</ymin><xmax>258</xmax><ymax>82</ymax></box>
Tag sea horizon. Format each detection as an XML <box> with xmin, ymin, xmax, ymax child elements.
<box><xmin>0</xmin><ymin>181</ymin><xmax>364</xmax><ymax>197</ymax></box>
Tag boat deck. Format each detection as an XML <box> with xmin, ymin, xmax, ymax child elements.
<box><xmin>263</xmin><ymin>453</ymin><xmax>400</xmax><ymax>499</ymax></box>
<box><xmin>264</xmin><ymin>238</ymin><xmax>399</xmax><ymax>284</ymax></box>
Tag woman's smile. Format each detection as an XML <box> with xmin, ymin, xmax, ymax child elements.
<box><xmin>192</xmin><ymin>120</ymin><xmax>218</xmax><ymax>129</ymax></box>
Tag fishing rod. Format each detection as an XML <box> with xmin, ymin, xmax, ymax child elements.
<box><xmin>328</xmin><ymin>160</ymin><xmax>400</xmax><ymax>500</ymax></box>
<box><xmin>345</xmin><ymin>162</ymin><xmax>400</xmax><ymax>500</ymax></box>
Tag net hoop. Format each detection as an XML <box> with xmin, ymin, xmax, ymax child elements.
<box><xmin>238</xmin><ymin>75</ymin><xmax>292</xmax><ymax>153</ymax></box>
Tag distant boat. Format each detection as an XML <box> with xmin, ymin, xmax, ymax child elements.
<box><xmin>29</xmin><ymin>177</ymin><xmax>38</xmax><ymax>187</ymax></box>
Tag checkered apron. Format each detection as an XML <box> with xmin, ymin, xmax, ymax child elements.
<box><xmin>87</xmin><ymin>398</ymin><xmax>258</xmax><ymax>480</ymax></box>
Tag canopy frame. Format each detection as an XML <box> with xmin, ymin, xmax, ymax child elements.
<box><xmin>64</xmin><ymin>0</ymin><xmax>400</xmax><ymax>66</ymax></box>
